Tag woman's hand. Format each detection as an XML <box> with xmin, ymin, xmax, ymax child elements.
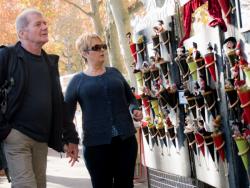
<box><xmin>132</xmin><ymin>109</ymin><xmax>143</xmax><ymax>121</ymax></box>
<box><xmin>64</xmin><ymin>143</ymin><xmax>79</xmax><ymax>166</ymax></box>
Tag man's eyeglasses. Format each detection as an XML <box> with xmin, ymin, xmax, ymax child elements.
<box><xmin>86</xmin><ymin>44</ymin><xmax>107</xmax><ymax>51</ymax></box>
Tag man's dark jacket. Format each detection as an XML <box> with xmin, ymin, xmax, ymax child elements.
<box><xmin>0</xmin><ymin>42</ymin><xmax>79</xmax><ymax>152</ymax></box>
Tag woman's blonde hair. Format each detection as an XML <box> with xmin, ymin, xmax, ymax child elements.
<box><xmin>75</xmin><ymin>33</ymin><xmax>102</xmax><ymax>62</ymax></box>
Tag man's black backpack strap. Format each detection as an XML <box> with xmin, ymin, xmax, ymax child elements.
<box><xmin>0</xmin><ymin>45</ymin><xmax>16</xmax><ymax>141</ymax></box>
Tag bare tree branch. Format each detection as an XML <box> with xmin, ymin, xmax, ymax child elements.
<box><xmin>60</xmin><ymin>0</ymin><xmax>93</xmax><ymax>17</ymax></box>
<box><xmin>128</xmin><ymin>0</ymin><xmax>144</xmax><ymax>15</ymax></box>
<box><xmin>89</xmin><ymin>0</ymin><xmax>101</xmax><ymax>16</ymax></box>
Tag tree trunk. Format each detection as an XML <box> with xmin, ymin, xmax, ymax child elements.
<box><xmin>104</xmin><ymin>2</ymin><xmax>126</xmax><ymax>71</ymax></box>
<box><xmin>89</xmin><ymin>0</ymin><xmax>103</xmax><ymax>36</ymax></box>
<box><xmin>108</xmin><ymin>0</ymin><xmax>136</xmax><ymax>87</ymax></box>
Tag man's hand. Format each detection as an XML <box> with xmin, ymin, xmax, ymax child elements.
<box><xmin>64</xmin><ymin>143</ymin><xmax>79</xmax><ymax>166</ymax></box>
<box><xmin>133</xmin><ymin>109</ymin><xmax>143</xmax><ymax>121</ymax></box>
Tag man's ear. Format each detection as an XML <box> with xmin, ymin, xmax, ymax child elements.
<box><xmin>18</xmin><ymin>30</ymin><xmax>25</xmax><ymax>40</ymax></box>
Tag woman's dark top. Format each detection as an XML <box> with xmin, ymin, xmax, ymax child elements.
<box><xmin>65</xmin><ymin>67</ymin><xmax>138</xmax><ymax>146</ymax></box>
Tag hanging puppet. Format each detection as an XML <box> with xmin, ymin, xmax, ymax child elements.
<box><xmin>204</xmin><ymin>43</ymin><xmax>218</xmax><ymax>82</ymax></box>
<box><xmin>194</xmin><ymin>82</ymin><xmax>206</xmax><ymax>122</ymax></box>
<box><xmin>155</xmin><ymin>20</ymin><xmax>171</xmax><ymax>54</ymax></box>
<box><xmin>134</xmin><ymin>70</ymin><xmax>144</xmax><ymax>94</ymax></box>
<box><xmin>155</xmin><ymin>114</ymin><xmax>168</xmax><ymax>154</ymax></box>
<box><xmin>126</xmin><ymin>32</ymin><xmax>137</xmax><ymax>65</ymax></box>
<box><xmin>223</xmin><ymin>37</ymin><xmax>239</xmax><ymax>81</ymax></box>
<box><xmin>198</xmin><ymin>120</ymin><xmax>215</xmax><ymax>162</ymax></box>
<box><xmin>164</xmin><ymin>110</ymin><xmax>177</xmax><ymax>148</ymax></box>
<box><xmin>142</xmin><ymin>60</ymin><xmax>152</xmax><ymax>92</ymax></box>
<box><xmin>175</xmin><ymin>46</ymin><xmax>189</xmax><ymax>85</ymax></box>
<box><xmin>136</xmin><ymin>35</ymin><xmax>146</xmax><ymax>67</ymax></box>
<box><xmin>150</xmin><ymin>57</ymin><xmax>161</xmax><ymax>92</ymax></box>
<box><xmin>200</xmin><ymin>75</ymin><xmax>219</xmax><ymax>120</ymax></box>
<box><xmin>158</xmin><ymin>58</ymin><xmax>170</xmax><ymax>85</ymax></box>
<box><xmin>224</xmin><ymin>79</ymin><xmax>242</xmax><ymax>122</ymax></box>
<box><xmin>186</xmin><ymin>49</ymin><xmax>198</xmax><ymax>81</ymax></box>
<box><xmin>235</xmin><ymin>80</ymin><xmax>250</xmax><ymax>125</ymax></box>
<box><xmin>184</xmin><ymin>116</ymin><xmax>197</xmax><ymax>155</ymax></box>
<box><xmin>211</xmin><ymin>116</ymin><xmax>228</xmax><ymax>176</ymax></box>
<box><xmin>184</xmin><ymin>90</ymin><xmax>197</xmax><ymax>120</ymax></box>
<box><xmin>152</xmin><ymin>26</ymin><xmax>161</xmax><ymax>57</ymax></box>
<box><xmin>193</xmin><ymin>42</ymin><xmax>207</xmax><ymax>84</ymax></box>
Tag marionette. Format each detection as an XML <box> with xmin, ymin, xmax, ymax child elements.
<box><xmin>184</xmin><ymin>116</ymin><xmax>197</xmax><ymax>155</ymax></box>
<box><xmin>156</xmin><ymin>85</ymin><xmax>179</xmax><ymax>146</ymax></box>
<box><xmin>175</xmin><ymin>46</ymin><xmax>189</xmax><ymax>84</ymax></box>
<box><xmin>140</xmin><ymin>120</ymin><xmax>150</xmax><ymax>146</ymax></box>
<box><xmin>223</xmin><ymin>37</ymin><xmax>238</xmax><ymax>69</ymax></box>
<box><xmin>243</xmin><ymin>128</ymin><xmax>250</xmax><ymax>144</ymax></box>
<box><xmin>166</xmin><ymin>85</ymin><xmax>178</xmax><ymax>113</ymax></box>
<box><xmin>186</xmin><ymin>49</ymin><xmax>198</xmax><ymax>81</ymax></box>
<box><xmin>134</xmin><ymin>70</ymin><xmax>143</xmax><ymax>94</ymax></box>
<box><xmin>204</xmin><ymin>43</ymin><xmax>217</xmax><ymax>82</ymax></box>
<box><xmin>193</xmin><ymin>42</ymin><xmax>207</xmax><ymax>82</ymax></box>
<box><xmin>150</xmin><ymin>57</ymin><xmax>161</xmax><ymax>92</ymax></box>
<box><xmin>200</xmin><ymin>76</ymin><xmax>219</xmax><ymax>120</ymax></box>
<box><xmin>232</xmin><ymin>120</ymin><xmax>250</xmax><ymax>175</ymax></box>
<box><xmin>141</xmin><ymin>96</ymin><xmax>159</xmax><ymax>149</ymax></box>
<box><xmin>164</xmin><ymin>110</ymin><xmax>177</xmax><ymax>148</ymax></box>
<box><xmin>152</xmin><ymin>26</ymin><xmax>161</xmax><ymax>57</ymax></box>
<box><xmin>158</xmin><ymin>58</ymin><xmax>170</xmax><ymax>84</ymax></box>
<box><xmin>146</xmin><ymin>116</ymin><xmax>159</xmax><ymax>148</ymax></box>
<box><xmin>198</xmin><ymin>120</ymin><xmax>215</xmax><ymax>162</ymax></box>
<box><xmin>156</xmin><ymin>20</ymin><xmax>171</xmax><ymax>54</ymax></box>
<box><xmin>235</xmin><ymin>40</ymin><xmax>248</xmax><ymax>67</ymax></box>
<box><xmin>194</xmin><ymin>121</ymin><xmax>205</xmax><ymax>158</ymax></box>
<box><xmin>212</xmin><ymin>116</ymin><xmax>228</xmax><ymax>176</ymax></box>
<box><xmin>184</xmin><ymin>90</ymin><xmax>197</xmax><ymax>120</ymax></box>
<box><xmin>142</xmin><ymin>60</ymin><xmax>152</xmax><ymax>92</ymax></box>
<box><xmin>224</xmin><ymin>79</ymin><xmax>242</xmax><ymax>122</ymax></box>
<box><xmin>126</xmin><ymin>32</ymin><xmax>137</xmax><ymax>65</ymax></box>
<box><xmin>235</xmin><ymin>80</ymin><xmax>250</xmax><ymax>125</ymax></box>
<box><xmin>150</xmin><ymin>98</ymin><xmax>161</xmax><ymax>117</ymax></box>
<box><xmin>131</xmin><ymin>87</ymin><xmax>142</xmax><ymax>109</ymax></box>
<box><xmin>236</xmin><ymin>40</ymin><xmax>250</xmax><ymax>87</ymax></box>
<box><xmin>155</xmin><ymin>114</ymin><xmax>168</xmax><ymax>154</ymax></box>
<box><xmin>141</xmin><ymin>93</ymin><xmax>150</xmax><ymax>117</ymax></box>
<box><xmin>157</xmin><ymin>88</ymin><xmax>169</xmax><ymax>112</ymax></box>
<box><xmin>234</xmin><ymin>135</ymin><xmax>250</xmax><ymax>175</ymax></box>
<box><xmin>194</xmin><ymin>82</ymin><xmax>206</xmax><ymax>121</ymax></box>
<box><xmin>150</xmin><ymin>98</ymin><xmax>166</xmax><ymax>150</ymax></box>
<box><xmin>136</xmin><ymin>35</ymin><xmax>146</xmax><ymax>63</ymax></box>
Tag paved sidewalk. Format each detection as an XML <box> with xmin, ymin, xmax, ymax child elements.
<box><xmin>0</xmin><ymin>148</ymin><xmax>148</xmax><ymax>188</ymax></box>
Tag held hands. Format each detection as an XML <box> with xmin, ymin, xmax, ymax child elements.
<box><xmin>64</xmin><ymin>143</ymin><xmax>79</xmax><ymax>167</ymax></box>
<box><xmin>132</xmin><ymin>109</ymin><xmax>143</xmax><ymax>121</ymax></box>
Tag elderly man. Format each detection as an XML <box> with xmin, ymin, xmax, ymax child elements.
<box><xmin>0</xmin><ymin>8</ymin><xmax>79</xmax><ymax>188</ymax></box>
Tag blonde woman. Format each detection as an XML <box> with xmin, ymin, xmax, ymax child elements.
<box><xmin>65</xmin><ymin>33</ymin><xmax>143</xmax><ymax>188</ymax></box>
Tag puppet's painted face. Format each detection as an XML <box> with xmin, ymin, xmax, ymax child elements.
<box><xmin>226</xmin><ymin>41</ymin><xmax>235</xmax><ymax>49</ymax></box>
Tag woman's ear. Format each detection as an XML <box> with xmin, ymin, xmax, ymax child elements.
<box><xmin>81</xmin><ymin>50</ymin><xmax>88</xmax><ymax>59</ymax></box>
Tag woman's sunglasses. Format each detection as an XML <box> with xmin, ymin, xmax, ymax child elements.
<box><xmin>86</xmin><ymin>44</ymin><xmax>107</xmax><ymax>51</ymax></box>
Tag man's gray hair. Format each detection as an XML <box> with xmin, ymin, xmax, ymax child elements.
<box><xmin>16</xmin><ymin>8</ymin><xmax>42</xmax><ymax>33</ymax></box>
